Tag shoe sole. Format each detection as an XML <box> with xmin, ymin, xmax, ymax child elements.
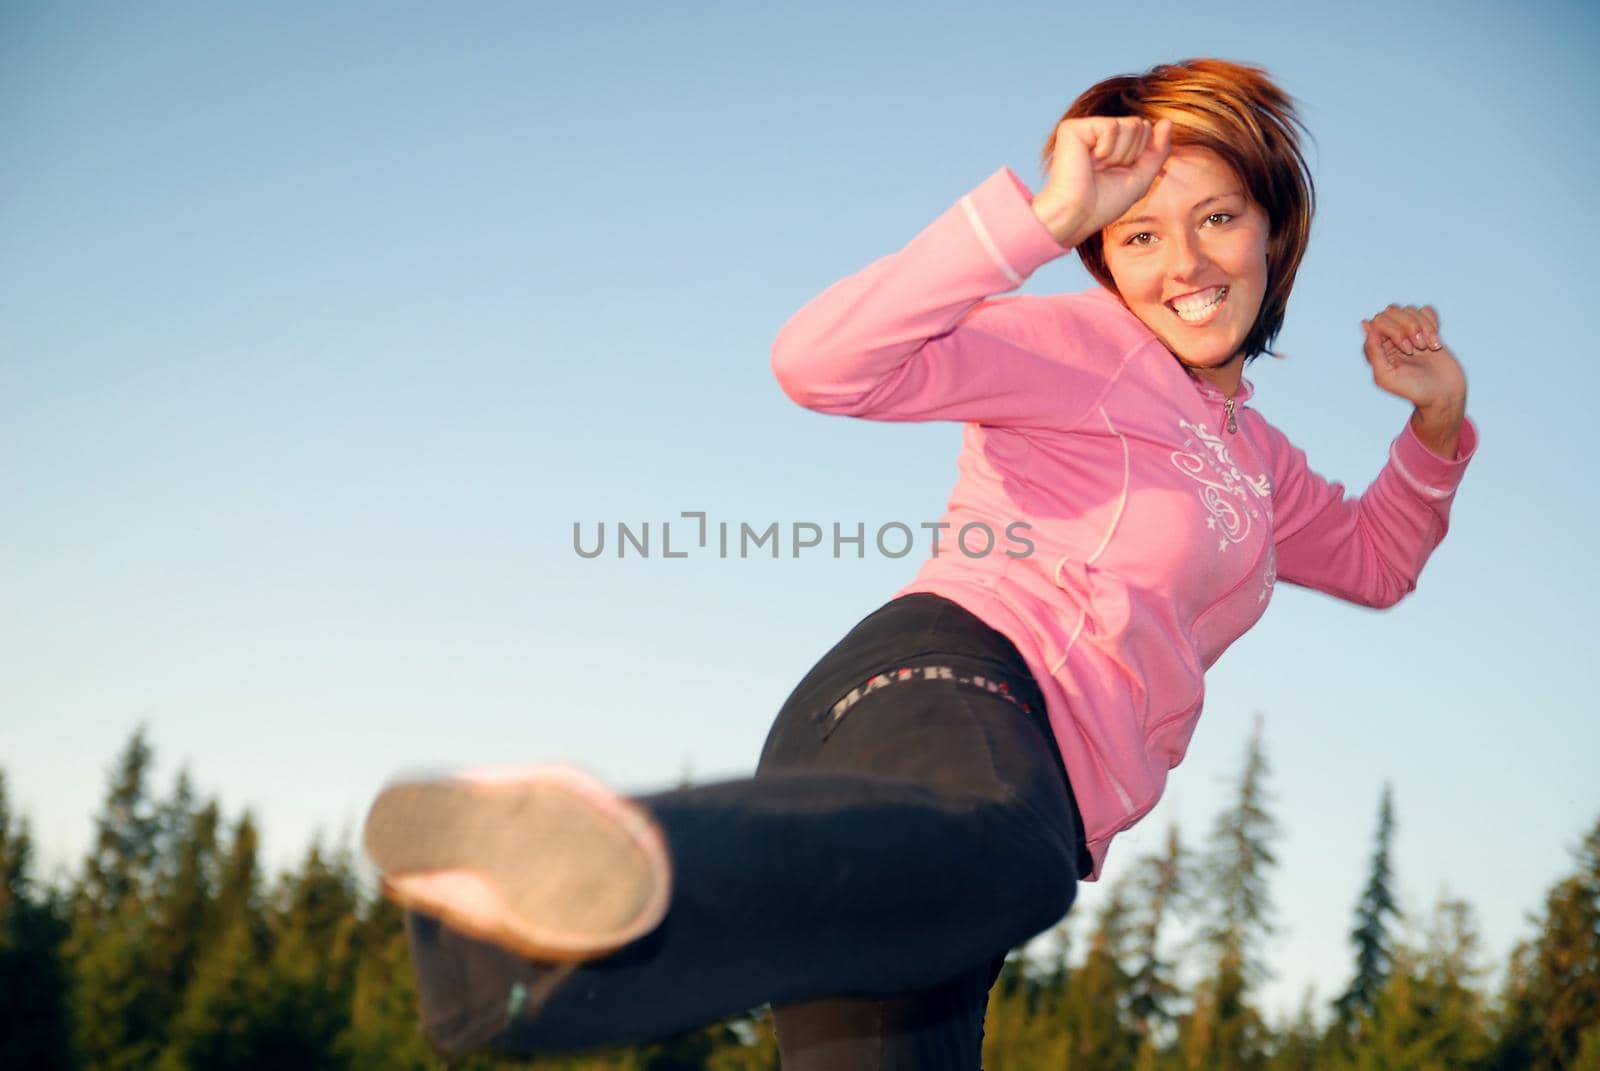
<box><xmin>363</xmin><ymin>764</ymin><xmax>672</xmax><ymax>962</ymax></box>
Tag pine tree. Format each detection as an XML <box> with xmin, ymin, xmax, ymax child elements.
<box><xmin>1333</xmin><ymin>895</ymin><xmax>1491</xmax><ymax>1071</ymax></box>
<box><xmin>1487</xmin><ymin>937</ymin><xmax>1541</xmax><ymax>1071</ymax></box>
<box><xmin>1127</xmin><ymin>822</ymin><xmax>1188</xmax><ymax>1049</ymax></box>
<box><xmin>78</xmin><ymin>726</ymin><xmax>162</xmax><ymax>921</ymax></box>
<box><xmin>0</xmin><ymin>773</ymin><xmax>21</xmax><ymax>925</ymax></box>
<box><xmin>251</xmin><ymin>838</ymin><xmax>363</xmax><ymax>1067</ymax></box>
<box><xmin>145</xmin><ymin>773</ymin><xmax>223</xmax><ymax>1050</ymax></box>
<box><xmin>165</xmin><ymin>836</ymin><xmax>364</xmax><ymax>1069</ymax></box>
<box><xmin>66</xmin><ymin>726</ymin><xmax>169</xmax><ymax>1070</ymax></box>
<box><xmin>1334</xmin><ymin>783</ymin><xmax>1402</xmax><ymax>1032</ymax></box>
<box><xmin>1544</xmin><ymin>818</ymin><xmax>1600</xmax><ymax>1066</ymax></box>
<box><xmin>1060</xmin><ymin>881</ymin><xmax>1140</xmax><ymax>1068</ymax></box>
<box><xmin>981</xmin><ymin>960</ymin><xmax>1033</xmax><ymax>1071</ymax></box>
<box><xmin>156</xmin><ymin>810</ymin><xmax>272</xmax><ymax>1069</ymax></box>
<box><xmin>214</xmin><ymin>810</ymin><xmax>264</xmax><ymax>937</ymax></box>
<box><xmin>1180</xmin><ymin>717</ymin><xmax>1280</xmax><ymax>1071</ymax></box>
<box><xmin>1418</xmin><ymin>895</ymin><xmax>1492</xmax><ymax>1068</ymax></box>
<box><xmin>1199</xmin><ymin>718</ymin><xmax>1279</xmax><ymax>981</ymax></box>
<box><xmin>1491</xmin><ymin>816</ymin><xmax>1600</xmax><ymax>1069</ymax></box>
<box><xmin>338</xmin><ymin>895</ymin><xmax>439</xmax><ymax>1070</ymax></box>
<box><xmin>0</xmin><ymin>771</ymin><xmax>73</xmax><ymax>1069</ymax></box>
<box><xmin>1179</xmin><ymin>944</ymin><xmax>1272</xmax><ymax>1071</ymax></box>
<box><xmin>1574</xmin><ymin>1021</ymin><xmax>1600</xmax><ymax>1071</ymax></box>
<box><xmin>157</xmin><ymin>913</ymin><xmax>272</xmax><ymax>1070</ymax></box>
<box><xmin>983</xmin><ymin>927</ymin><xmax>1075</xmax><ymax>1069</ymax></box>
<box><xmin>1265</xmin><ymin>985</ymin><xmax>1325</xmax><ymax>1071</ymax></box>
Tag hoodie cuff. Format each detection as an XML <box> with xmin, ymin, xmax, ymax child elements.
<box><xmin>1389</xmin><ymin>415</ymin><xmax>1479</xmax><ymax>501</ymax></box>
<box><xmin>959</xmin><ymin>167</ymin><xmax>1073</xmax><ymax>286</ymax></box>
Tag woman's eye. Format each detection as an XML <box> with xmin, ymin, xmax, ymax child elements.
<box><xmin>1124</xmin><ymin>232</ymin><xmax>1155</xmax><ymax>246</ymax></box>
<box><xmin>1204</xmin><ymin>212</ymin><xmax>1234</xmax><ymax>226</ymax></box>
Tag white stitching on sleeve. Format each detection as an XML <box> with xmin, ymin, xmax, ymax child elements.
<box><xmin>959</xmin><ymin>194</ymin><xmax>1023</xmax><ymax>286</ymax></box>
<box><xmin>1388</xmin><ymin>441</ymin><xmax>1453</xmax><ymax>501</ymax></box>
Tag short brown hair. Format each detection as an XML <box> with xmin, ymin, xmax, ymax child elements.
<box><xmin>1044</xmin><ymin>59</ymin><xmax>1315</xmax><ymax>362</ymax></box>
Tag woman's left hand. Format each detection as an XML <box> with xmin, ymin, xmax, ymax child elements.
<box><xmin>1361</xmin><ymin>303</ymin><xmax>1468</xmax><ymax>458</ymax></box>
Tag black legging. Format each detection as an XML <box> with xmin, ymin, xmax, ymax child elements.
<box><xmin>406</xmin><ymin>593</ymin><xmax>1092</xmax><ymax>1068</ymax></box>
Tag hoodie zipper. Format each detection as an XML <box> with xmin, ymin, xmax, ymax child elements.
<box><xmin>1184</xmin><ymin>365</ymin><xmax>1244</xmax><ymax>434</ymax></box>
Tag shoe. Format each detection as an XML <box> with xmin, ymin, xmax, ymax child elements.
<box><xmin>363</xmin><ymin>764</ymin><xmax>672</xmax><ymax>962</ymax></box>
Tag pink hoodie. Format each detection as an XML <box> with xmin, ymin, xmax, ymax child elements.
<box><xmin>771</xmin><ymin>166</ymin><xmax>1478</xmax><ymax>880</ymax></box>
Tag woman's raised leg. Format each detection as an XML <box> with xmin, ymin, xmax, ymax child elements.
<box><xmin>368</xmin><ymin>595</ymin><xmax>1089</xmax><ymax>1063</ymax></box>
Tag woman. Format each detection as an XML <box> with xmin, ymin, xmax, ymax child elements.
<box><xmin>363</xmin><ymin>58</ymin><xmax>1475</xmax><ymax>1067</ymax></box>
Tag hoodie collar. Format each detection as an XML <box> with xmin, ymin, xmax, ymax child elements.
<box><xmin>1083</xmin><ymin>285</ymin><xmax>1254</xmax><ymax>405</ymax></box>
<box><xmin>1188</xmin><ymin>372</ymin><xmax>1254</xmax><ymax>405</ymax></box>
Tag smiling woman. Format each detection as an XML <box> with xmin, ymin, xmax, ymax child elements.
<box><xmin>1099</xmin><ymin>147</ymin><xmax>1271</xmax><ymax>390</ymax></box>
<box><xmin>1044</xmin><ymin>58</ymin><xmax>1316</xmax><ymax>379</ymax></box>
<box><xmin>361</xmin><ymin>57</ymin><xmax>1479</xmax><ymax>1069</ymax></box>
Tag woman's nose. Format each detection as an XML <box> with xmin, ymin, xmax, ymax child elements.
<box><xmin>1165</xmin><ymin>232</ymin><xmax>1209</xmax><ymax>277</ymax></box>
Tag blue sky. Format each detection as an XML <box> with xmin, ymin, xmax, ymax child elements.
<box><xmin>4</xmin><ymin>0</ymin><xmax>1597</xmax><ymax>1026</ymax></box>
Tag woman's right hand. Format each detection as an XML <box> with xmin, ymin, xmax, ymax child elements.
<box><xmin>1031</xmin><ymin>117</ymin><xmax>1172</xmax><ymax>248</ymax></box>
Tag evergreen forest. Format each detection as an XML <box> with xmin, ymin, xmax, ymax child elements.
<box><xmin>2</xmin><ymin>725</ymin><xmax>1597</xmax><ymax>1070</ymax></box>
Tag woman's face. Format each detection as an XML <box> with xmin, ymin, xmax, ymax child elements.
<box><xmin>1100</xmin><ymin>145</ymin><xmax>1270</xmax><ymax>393</ymax></box>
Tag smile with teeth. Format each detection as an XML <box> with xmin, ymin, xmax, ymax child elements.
<box><xmin>1168</xmin><ymin>286</ymin><xmax>1229</xmax><ymax>325</ymax></box>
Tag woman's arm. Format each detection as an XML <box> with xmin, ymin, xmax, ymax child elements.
<box><xmin>769</xmin><ymin>167</ymin><xmax>1076</xmax><ymax>423</ymax></box>
<box><xmin>1263</xmin><ymin>414</ymin><xmax>1477</xmax><ymax>607</ymax></box>
<box><xmin>771</xmin><ymin>119</ymin><xmax>1170</xmax><ymax>424</ymax></box>
<box><xmin>1265</xmin><ymin>306</ymin><xmax>1475</xmax><ymax>606</ymax></box>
